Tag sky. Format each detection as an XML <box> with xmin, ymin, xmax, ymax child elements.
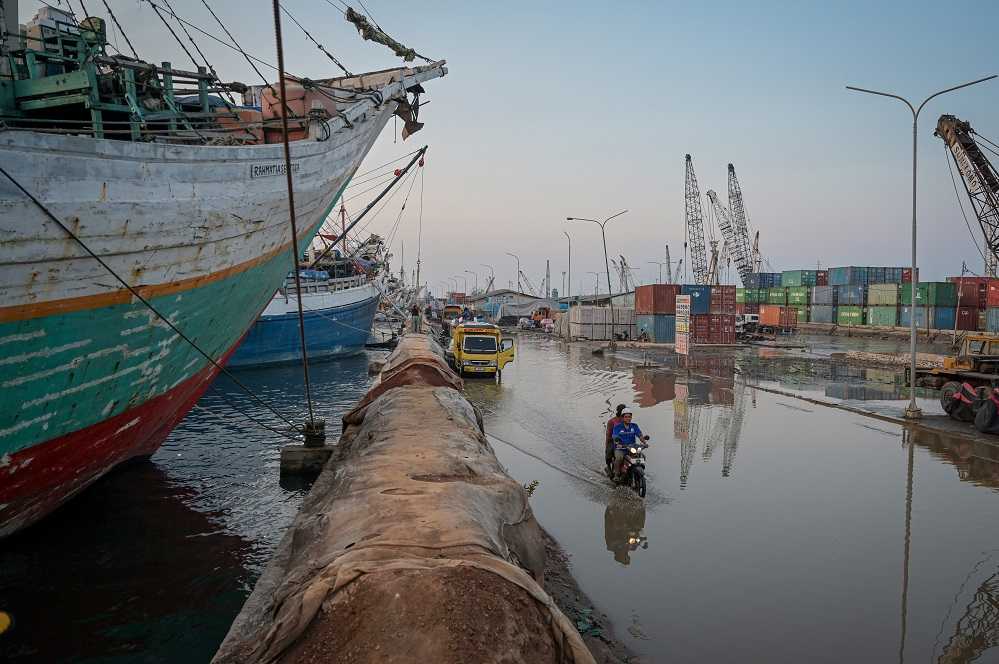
<box><xmin>20</xmin><ymin>0</ymin><xmax>999</xmax><ymax>295</ymax></box>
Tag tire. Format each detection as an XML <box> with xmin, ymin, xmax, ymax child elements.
<box><xmin>940</xmin><ymin>381</ymin><xmax>963</xmax><ymax>417</ymax></box>
<box><xmin>974</xmin><ymin>386</ymin><xmax>993</xmax><ymax>413</ymax></box>
<box><xmin>635</xmin><ymin>473</ymin><xmax>646</xmax><ymax>498</ymax></box>
<box><xmin>496</xmin><ymin>369</ymin><xmax>502</xmax><ymax>383</ymax></box>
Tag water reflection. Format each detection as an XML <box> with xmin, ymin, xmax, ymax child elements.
<box><xmin>935</xmin><ymin>568</ymin><xmax>999</xmax><ymax>663</ymax></box>
<box><xmin>603</xmin><ymin>493</ymin><xmax>648</xmax><ymax>566</ymax></box>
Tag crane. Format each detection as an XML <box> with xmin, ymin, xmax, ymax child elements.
<box><xmin>726</xmin><ymin>164</ymin><xmax>756</xmax><ymax>285</ymax></box>
<box><xmin>519</xmin><ymin>270</ymin><xmax>542</xmax><ymax>298</ymax></box>
<box><xmin>664</xmin><ymin>244</ymin><xmax>673</xmax><ymax>283</ymax></box>
<box><xmin>935</xmin><ymin>115</ymin><xmax>999</xmax><ymax>276</ymax></box>
<box><xmin>706</xmin><ymin>188</ymin><xmax>736</xmax><ymax>285</ymax></box>
<box><xmin>684</xmin><ymin>155</ymin><xmax>710</xmax><ymax>285</ymax></box>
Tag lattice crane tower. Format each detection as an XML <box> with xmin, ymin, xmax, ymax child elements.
<box><xmin>684</xmin><ymin>155</ymin><xmax>710</xmax><ymax>285</ymax></box>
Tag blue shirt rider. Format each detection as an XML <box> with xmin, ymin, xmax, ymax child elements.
<box><xmin>610</xmin><ymin>409</ymin><xmax>648</xmax><ymax>480</ymax></box>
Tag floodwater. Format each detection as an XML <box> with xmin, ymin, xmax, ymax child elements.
<box><xmin>464</xmin><ymin>335</ymin><xmax>999</xmax><ymax>663</ymax></box>
<box><xmin>0</xmin><ymin>354</ymin><xmax>376</xmax><ymax>663</ymax></box>
<box><xmin>3</xmin><ymin>334</ymin><xmax>999</xmax><ymax>663</ymax></box>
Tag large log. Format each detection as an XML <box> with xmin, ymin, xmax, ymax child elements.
<box><xmin>214</xmin><ymin>335</ymin><xmax>595</xmax><ymax>664</ymax></box>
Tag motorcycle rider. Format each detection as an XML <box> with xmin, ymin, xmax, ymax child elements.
<box><xmin>611</xmin><ymin>409</ymin><xmax>649</xmax><ymax>481</ymax></box>
<box><xmin>605</xmin><ymin>404</ymin><xmax>627</xmax><ymax>473</ymax></box>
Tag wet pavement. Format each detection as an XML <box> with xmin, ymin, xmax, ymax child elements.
<box><xmin>465</xmin><ymin>334</ymin><xmax>999</xmax><ymax>663</ymax></box>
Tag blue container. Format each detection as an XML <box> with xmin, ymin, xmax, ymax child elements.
<box><xmin>811</xmin><ymin>305</ymin><xmax>836</xmax><ymax>323</ymax></box>
<box><xmin>932</xmin><ymin>307</ymin><xmax>956</xmax><ymax>330</ymax></box>
<box><xmin>886</xmin><ymin>267</ymin><xmax>904</xmax><ymax>283</ymax></box>
<box><xmin>681</xmin><ymin>285</ymin><xmax>712</xmax><ymax>314</ymax></box>
<box><xmin>636</xmin><ymin>314</ymin><xmax>676</xmax><ymax>342</ymax></box>
<box><xmin>811</xmin><ymin>286</ymin><xmax>838</xmax><ymax>306</ymax></box>
<box><xmin>836</xmin><ymin>284</ymin><xmax>866</xmax><ymax>306</ymax></box>
<box><xmin>828</xmin><ymin>266</ymin><xmax>869</xmax><ymax>286</ymax></box>
<box><xmin>899</xmin><ymin>306</ymin><xmax>928</xmax><ymax>328</ymax></box>
<box><xmin>745</xmin><ymin>272</ymin><xmax>782</xmax><ymax>289</ymax></box>
<box><xmin>987</xmin><ymin>308</ymin><xmax>999</xmax><ymax>333</ymax></box>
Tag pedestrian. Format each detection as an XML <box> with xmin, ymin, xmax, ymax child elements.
<box><xmin>604</xmin><ymin>404</ymin><xmax>626</xmax><ymax>473</ymax></box>
<box><xmin>410</xmin><ymin>304</ymin><xmax>421</xmax><ymax>333</ymax></box>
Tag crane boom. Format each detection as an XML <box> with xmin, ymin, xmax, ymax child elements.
<box><xmin>935</xmin><ymin>115</ymin><xmax>999</xmax><ymax>276</ymax></box>
<box><xmin>684</xmin><ymin>155</ymin><xmax>710</xmax><ymax>285</ymax></box>
<box><xmin>706</xmin><ymin>189</ymin><xmax>737</xmax><ymax>285</ymax></box>
<box><xmin>664</xmin><ymin>244</ymin><xmax>673</xmax><ymax>283</ymax></box>
<box><xmin>726</xmin><ymin>164</ymin><xmax>756</xmax><ymax>285</ymax></box>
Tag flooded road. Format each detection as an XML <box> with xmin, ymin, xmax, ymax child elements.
<box><xmin>465</xmin><ymin>335</ymin><xmax>999</xmax><ymax>663</ymax></box>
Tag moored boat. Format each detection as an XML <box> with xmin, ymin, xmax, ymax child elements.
<box><xmin>0</xmin><ymin>4</ymin><xmax>445</xmax><ymax>536</ymax></box>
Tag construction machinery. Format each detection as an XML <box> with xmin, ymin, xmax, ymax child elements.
<box><xmin>684</xmin><ymin>155</ymin><xmax>710</xmax><ymax>285</ymax></box>
<box><xmin>664</xmin><ymin>245</ymin><xmax>673</xmax><ymax>283</ymax></box>
<box><xmin>726</xmin><ymin>165</ymin><xmax>756</xmax><ymax>285</ymax></box>
<box><xmin>908</xmin><ymin>334</ymin><xmax>999</xmax><ymax>417</ymax></box>
<box><xmin>935</xmin><ymin>115</ymin><xmax>999</xmax><ymax>276</ymax></box>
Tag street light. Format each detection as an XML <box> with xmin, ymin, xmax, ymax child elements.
<box><xmin>464</xmin><ymin>269</ymin><xmax>478</xmax><ymax>294</ymax></box>
<box><xmin>453</xmin><ymin>274</ymin><xmax>467</xmax><ymax>294</ymax></box>
<box><xmin>647</xmin><ymin>260</ymin><xmax>665</xmax><ymax>284</ymax></box>
<box><xmin>586</xmin><ymin>271</ymin><xmax>601</xmax><ymax>298</ymax></box>
<box><xmin>480</xmin><ymin>263</ymin><xmax>494</xmax><ymax>293</ymax></box>
<box><xmin>567</xmin><ymin>210</ymin><xmax>629</xmax><ymax>340</ymax></box>
<box><xmin>563</xmin><ymin>231</ymin><xmax>571</xmax><ymax>303</ymax></box>
<box><xmin>505</xmin><ymin>252</ymin><xmax>521</xmax><ymax>293</ymax></box>
<box><xmin>847</xmin><ymin>74</ymin><xmax>996</xmax><ymax>419</ymax></box>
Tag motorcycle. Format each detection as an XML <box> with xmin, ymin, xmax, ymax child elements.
<box><xmin>606</xmin><ymin>438</ymin><xmax>649</xmax><ymax>498</ymax></box>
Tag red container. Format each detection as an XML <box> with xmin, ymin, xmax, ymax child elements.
<box><xmin>709</xmin><ymin>285</ymin><xmax>737</xmax><ymax>314</ymax></box>
<box><xmin>816</xmin><ymin>270</ymin><xmax>828</xmax><ymax>286</ymax></box>
<box><xmin>635</xmin><ymin>284</ymin><xmax>682</xmax><ymax>315</ymax></box>
<box><xmin>950</xmin><ymin>277</ymin><xmax>994</xmax><ymax>308</ymax></box>
<box><xmin>743</xmin><ymin>303</ymin><xmax>760</xmax><ymax>314</ymax></box>
<box><xmin>988</xmin><ymin>282</ymin><xmax>999</xmax><ymax>308</ymax></box>
<box><xmin>902</xmin><ymin>268</ymin><xmax>918</xmax><ymax>283</ymax></box>
<box><xmin>736</xmin><ymin>303</ymin><xmax>746</xmax><ymax>315</ymax></box>
<box><xmin>957</xmin><ymin>306</ymin><xmax>979</xmax><ymax>331</ymax></box>
<box><xmin>759</xmin><ymin>305</ymin><xmax>798</xmax><ymax>328</ymax></box>
<box><xmin>691</xmin><ymin>314</ymin><xmax>711</xmax><ymax>343</ymax></box>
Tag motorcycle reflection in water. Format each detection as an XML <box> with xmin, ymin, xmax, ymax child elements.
<box><xmin>604</xmin><ymin>494</ymin><xmax>648</xmax><ymax>565</ymax></box>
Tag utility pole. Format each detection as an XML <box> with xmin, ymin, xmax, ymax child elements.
<box><xmin>545</xmin><ymin>259</ymin><xmax>551</xmax><ymax>299</ymax></box>
<box><xmin>506</xmin><ymin>252</ymin><xmax>521</xmax><ymax>293</ymax></box>
<box><xmin>567</xmin><ymin>210</ymin><xmax>629</xmax><ymax>341</ymax></box>
<box><xmin>563</xmin><ymin>231</ymin><xmax>572</xmax><ymax>303</ymax></box>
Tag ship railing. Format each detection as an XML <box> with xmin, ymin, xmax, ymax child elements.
<box><xmin>279</xmin><ymin>274</ymin><xmax>371</xmax><ymax>300</ymax></box>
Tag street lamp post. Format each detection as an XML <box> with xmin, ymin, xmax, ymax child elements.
<box><xmin>647</xmin><ymin>260</ymin><xmax>664</xmax><ymax>284</ymax></box>
<box><xmin>480</xmin><ymin>263</ymin><xmax>495</xmax><ymax>292</ymax></box>
<box><xmin>505</xmin><ymin>252</ymin><xmax>521</xmax><ymax>293</ymax></box>
<box><xmin>567</xmin><ymin>210</ymin><xmax>629</xmax><ymax>341</ymax></box>
<box><xmin>563</xmin><ymin>231</ymin><xmax>572</xmax><ymax>303</ymax></box>
<box><xmin>847</xmin><ymin>74</ymin><xmax>996</xmax><ymax>419</ymax></box>
<box><xmin>586</xmin><ymin>271</ymin><xmax>600</xmax><ymax>298</ymax></box>
<box><xmin>465</xmin><ymin>269</ymin><xmax>478</xmax><ymax>294</ymax></box>
<box><xmin>453</xmin><ymin>274</ymin><xmax>468</xmax><ymax>294</ymax></box>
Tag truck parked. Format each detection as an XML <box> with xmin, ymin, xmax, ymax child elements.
<box><xmin>446</xmin><ymin>322</ymin><xmax>515</xmax><ymax>379</ymax></box>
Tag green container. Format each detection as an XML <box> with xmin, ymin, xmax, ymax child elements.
<box><xmin>837</xmin><ymin>305</ymin><xmax>864</xmax><ymax>326</ymax></box>
<box><xmin>790</xmin><ymin>305</ymin><xmax>809</xmax><ymax>323</ymax></box>
<box><xmin>781</xmin><ymin>270</ymin><xmax>817</xmax><ymax>287</ymax></box>
<box><xmin>867</xmin><ymin>283</ymin><xmax>899</xmax><ymax>306</ymax></box>
<box><xmin>787</xmin><ymin>286</ymin><xmax>809</xmax><ymax>306</ymax></box>
<box><xmin>736</xmin><ymin>288</ymin><xmax>745</xmax><ymax>304</ymax></box>
<box><xmin>866</xmin><ymin>305</ymin><xmax>898</xmax><ymax>326</ymax></box>
<box><xmin>745</xmin><ymin>288</ymin><xmax>765</xmax><ymax>303</ymax></box>
<box><xmin>900</xmin><ymin>282</ymin><xmax>957</xmax><ymax>307</ymax></box>
<box><xmin>767</xmin><ymin>287</ymin><xmax>788</xmax><ymax>305</ymax></box>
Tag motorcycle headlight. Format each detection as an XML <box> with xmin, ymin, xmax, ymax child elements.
<box><xmin>629</xmin><ymin>447</ymin><xmax>639</xmax><ymax>454</ymax></box>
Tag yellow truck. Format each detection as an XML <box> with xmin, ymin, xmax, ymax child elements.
<box><xmin>447</xmin><ymin>322</ymin><xmax>515</xmax><ymax>379</ymax></box>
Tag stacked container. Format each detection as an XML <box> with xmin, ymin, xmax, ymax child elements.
<box><xmin>781</xmin><ymin>270</ymin><xmax>818</xmax><ymax>287</ymax></box>
<box><xmin>635</xmin><ymin>314</ymin><xmax>676</xmax><ymax>342</ymax></box>
<box><xmin>767</xmin><ymin>287</ymin><xmax>788</xmax><ymax>305</ymax></box>
<box><xmin>635</xmin><ymin>284</ymin><xmax>682</xmax><ymax>315</ymax></box>
<box><xmin>837</xmin><ymin>307</ymin><xmax>864</xmax><ymax>326</ymax></box>
<box><xmin>681</xmin><ymin>284</ymin><xmax>712</xmax><ymax>315</ymax></box>
<box><xmin>759</xmin><ymin>305</ymin><xmax>798</xmax><ymax>328</ymax></box>
<box><xmin>899</xmin><ymin>281</ymin><xmax>957</xmax><ymax>331</ymax></box>
<box><xmin>810</xmin><ymin>285</ymin><xmax>837</xmax><ymax>324</ymax></box>
<box><xmin>866</xmin><ymin>283</ymin><xmax>899</xmax><ymax>326</ymax></box>
<box><xmin>744</xmin><ymin>273</ymin><xmax>782</xmax><ymax>289</ymax></box>
<box><xmin>836</xmin><ymin>284</ymin><xmax>866</xmax><ymax>306</ymax></box>
<box><xmin>710</xmin><ymin>285</ymin><xmax>737</xmax><ymax>314</ymax></box>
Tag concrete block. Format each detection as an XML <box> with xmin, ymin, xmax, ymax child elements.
<box><xmin>280</xmin><ymin>444</ymin><xmax>334</xmax><ymax>475</ymax></box>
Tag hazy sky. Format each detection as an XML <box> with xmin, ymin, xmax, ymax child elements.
<box><xmin>21</xmin><ymin>1</ymin><xmax>999</xmax><ymax>293</ymax></box>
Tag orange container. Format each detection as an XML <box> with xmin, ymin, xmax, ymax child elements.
<box><xmin>759</xmin><ymin>305</ymin><xmax>798</xmax><ymax>328</ymax></box>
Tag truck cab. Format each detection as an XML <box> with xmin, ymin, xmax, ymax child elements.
<box><xmin>447</xmin><ymin>322</ymin><xmax>515</xmax><ymax>379</ymax></box>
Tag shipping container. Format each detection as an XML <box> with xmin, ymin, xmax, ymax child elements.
<box><xmin>816</xmin><ymin>270</ymin><xmax>829</xmax><ymax>286</ymax></box>
<box><xmin>811</xmin><ymin>305</ymin><xmax>836</xmax><ymax>324</ymax></box>
<box><xmin>743</xmin><ymin>303</ymin><xmax>760</xmax><ymax>314</ymax></box>
<box><xmin>866</xmin><ymin>306</ymin><xmax>898</xmax><ymax>327</ymax></box>
<box><xmin>785</xmin><ymin>286</ymin><xmax>809</xmax><ymax>305</ymax></box>
<box><xmin>781</xmin><ymin>270</ymin><xmax>818</xmax><ymax>287</ymax></box>
<box><xmin>682</xmin><ymin>284</ymin><xmax>712</xmax><ymax>315</ymax></box>
<box><xmin>736</xmin><ymin>288</ymin><xmax>745</xmax><ymax>304</ymax></box>
<box><xmin>635</xmin><ymin>284</ymin><xmax>682</xmax><ymax>315</ymax></box>
<box><xmin>789</xmin><ymin>305</ymin><xmax>809</xmax><ymax>323</ymax></box>
<box><xmin>885</xmin><ymin>267</ymin><xmax>905</xmax><ymax>283</ymax></box>
<box><xmin>837</xmin><ymin>306</ymin><xmax>864</xmax><ymax>326</ymax></box>
<box><xmin>900</xmin><ymin>282</ymin><xmax>958</xmax><ymax>307</ymax></box>
<box><xmin>902</xmin><ymin>268</ymin><xmax>917</xmax><ymax>283</ymax></box>
<box><xmin>710</xmin><ymin>285</ymin><xmax>737</xmax><ymax>314</ymax></box>
<box><xmin>759</xmin><ymin>305</ymin><xmax>797</xmax><ymax>328</ymax></box>
<box><xmin>636</xmin><ymin>314</ymin><xmax>676</xmax><ymax>343</ymax></box>
<box><xmin>980</xmin><ymin>311</ymin><xmax>988</xmax><ymax>332</ymax></box>
<box><xmin>836</xmin><ymin>284</ymin><xmax>866</xmax><ymax>306</ymax></box>
<box><xmin>947</xmin><ymin>277</ymin><xmax>989</xmax><ymax>309</ymax></box>
<box><xmin>744</xmin><ymin>272</ymin><xmax>782</xmax><ymax>288</ymax></box>
<box><xmin>867</xmin><ymin>283</ymin><xmax>899</xmax><ymax>306</ymax></box>
<box><xmin>828</xmin><ymin>266</ymin><xmax>868</xmax><ymax>286</ymax></box>
<box><xmin>767</xmin><ymin>287</ymin><xmax>788</xmax><ymax>305</ymax></box>
<box><xmin>899</xmin><ymin>306</ymin><xmax>957</xmax><ymax>330</ymax></box>
<box><xmin>811</xmin><ymin>285</ymin><xmax>838</xmax><ymax>306</ymax></box>
<box><xmin>988</xmin><ymin>308</ymin><xmax>999</xmax><ymax>333</ymax></box>
<box><xmin>957</xmin><ymin>307</ymin><xmax>979</xmax><ymax>331</ymax></box>
<box><xmin>691</xmin><ymin>313</ymin><xmax>711</xmax><ymax>343</ymax></box>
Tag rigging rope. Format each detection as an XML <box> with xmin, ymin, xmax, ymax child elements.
<box><xmin>0</xmin><ymin>165</ymin><xmax>304</xmax><ymax>435</ymax></box>
<box><xmin>148</xmin><ymin>2</ymin><xmax>200</xmax><ymax>73</ymax></box>
<box><xmin>271</xmin><ymin>0</ymin><xmax>318</xmax><ymax>427</ymax></box>
<box><xmin>99</xmin><ymin>0</ymin><xmax>140</xmax><ymax>60</ymax></box>
<box><xmin>279</xmin><ymin>2</ymin><xmax>352</xmax><ymax>76</ymax></box>
<box><xmin>162</xmin><ymin>0</ymin><xmax>237</xmax><ymax>105</ymax></box>
<box><xmin>944</xmin><ymin>143</ymin><xmax>990</xmax><ymax>265</ymax></box>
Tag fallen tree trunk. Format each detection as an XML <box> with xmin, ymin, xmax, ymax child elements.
<box><xmin>214</xmin><ymin>334</ymin><xmax>595</xmax><ymax>664</ymax></box>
